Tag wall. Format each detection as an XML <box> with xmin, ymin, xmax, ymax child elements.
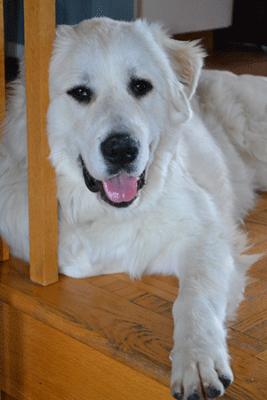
<box><xmin>138</xmin><ymin>0</ymin><xmax>234</xmax><ymax>34</ymax></box>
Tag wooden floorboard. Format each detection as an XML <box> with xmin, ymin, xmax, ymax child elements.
<box><xmin>0</xmin><ymin>193</ymin><xmax>266</xmax><ymax>399</ymax></box>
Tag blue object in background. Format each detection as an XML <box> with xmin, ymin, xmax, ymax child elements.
<box><xmin>56</xmin><ymin>0</ymin><xmax>134</xmax><ymax>25</ymax></box>
<box><xmin>5</xmin><ymin>0</ymin><xmax>134</xmax><ymax>48</ymax></box>
<box><xmin>4</xmin><ymin>0</ymin><xmax>24</xmax><ymax>45</ymax></box>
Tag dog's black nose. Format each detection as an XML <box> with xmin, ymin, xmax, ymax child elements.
<box><xmin>101</xmin><ymin>133</ymin><xmax>139</xmax><ymax>166</ymax></box>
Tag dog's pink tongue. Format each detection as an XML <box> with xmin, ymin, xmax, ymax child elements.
<box><xmin>103</xmin><ymin>173</ymin><xmax>138</xmax><ymax>203</ymax></box>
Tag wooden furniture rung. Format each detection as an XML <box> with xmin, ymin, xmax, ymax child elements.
<box><xmin>24</xmin><ymin>0</ymin><xmax>58</xmax><ymax>285</ymax></box>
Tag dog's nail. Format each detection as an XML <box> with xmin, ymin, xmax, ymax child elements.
<box><xmin>206</xmin><ymin>386</ymin><xmax>221</xmax><ymax>398</ymax></box>
<box><xmin>219</xmin><ymin>375</ymin><xmax>232</xmax><ymax>389</ymax></box>
<box><xmin>187</xmin><ymin>392</ymin><xmax>200</xmax><ymax>400</ymax></box>
<box><xmin>172</xmin><ymin>392</ymin><xmax>183</xmax><ymax>400</ymax></box>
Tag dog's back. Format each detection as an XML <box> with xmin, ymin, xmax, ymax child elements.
<box><xmin>198</xmin><ymin>70</ymin><xmax>267</xmax><ymax>190</ymax></box>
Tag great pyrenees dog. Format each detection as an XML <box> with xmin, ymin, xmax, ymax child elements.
<box><xmin>1</xmin><ymin>17</ymin><xmax>267</xmax><ymax>399</ymax></box>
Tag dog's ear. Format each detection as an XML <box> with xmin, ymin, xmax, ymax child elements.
<box><xmin>163</xmin><ymin>39</ymin><xmax>205</xmax><ymax>100</ymax></box>
<box><xmin>54</xmin><ymin>25</ymin><xmax>80</xmax><ymax>51</ymax></box>
<box><xmin>149</xmin><ymin>23</ymin><xmax>205</xmax><ymax>100</ymax></box>
<box><xmin>56</xmin><ymin>24</ymin><xmax>75</xmax><ymax>40</ymax></box>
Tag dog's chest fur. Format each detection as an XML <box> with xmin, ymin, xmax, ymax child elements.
<box><xmin>59</xmin><ymin>190</ymin><xmax>195</xmax><ymax>277</ymax></box>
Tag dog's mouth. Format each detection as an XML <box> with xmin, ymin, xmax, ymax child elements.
<box><xmin>79</xmin><ymin>155</ymin><xmax>145</xmax><ymax>208</ymax></box>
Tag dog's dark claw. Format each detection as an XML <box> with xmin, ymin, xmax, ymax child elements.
<box><xmin>219</xmin><ymin>375</ymin><xmax>232</xmax><ymax>389</ymax></box>
<box><xmin>172</xmin><ymin>392</ymin><xmax>183</xmax><ymax>400</ymax></box>
<box><xmin>206</xmin><ymin>386</ymin><xmax>221</xmax><ymax>398</ymax></box>
<box><xmin>187</xmin><ymin>392</ymin><xmax>200</xmax><ymax>400</ymax></box>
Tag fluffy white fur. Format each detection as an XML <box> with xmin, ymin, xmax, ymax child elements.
<box><xmin>1</xmin><ymin>18</ymin><xmax>267</xmax><ymax>399</ymax></box>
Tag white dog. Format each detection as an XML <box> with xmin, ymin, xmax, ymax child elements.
<box><xmin>1</xmin><ymin>18</ymin><xmax>267</xmax><ymax>399</ymax></box>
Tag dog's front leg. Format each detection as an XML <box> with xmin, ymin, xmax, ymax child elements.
<box><xmin>171</xmin><ymin>236</ymin><xmax>234</xmax><ymax>400</ymax></box>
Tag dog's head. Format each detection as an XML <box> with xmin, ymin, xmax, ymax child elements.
<box><xmin>48</xmin><ymin>18</ymin><xmax>204</xmax><ymax>217</ymax></box>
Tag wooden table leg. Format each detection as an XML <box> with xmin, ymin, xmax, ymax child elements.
<box><xmin>24</xmin><ymin>0</ymin><xmax>58</xmax><ymax>285</ymax></box>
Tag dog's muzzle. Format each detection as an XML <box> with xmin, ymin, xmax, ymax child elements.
<box><xmin>79</xmin><ymin>155</ymin><xmax>145</xmax><ymax>208</ymax></box>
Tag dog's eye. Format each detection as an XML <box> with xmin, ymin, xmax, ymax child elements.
<box><xmin>67</xmin><ymin>86</ymin><xmax>93</xmax><ymax>104</ymax></box>
<box><xmin>129</xmin><ymin>78</ymin><xmax>153</xmax><ymax>98</ymax></box>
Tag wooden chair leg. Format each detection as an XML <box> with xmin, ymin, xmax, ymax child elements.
<box><xmin>0</xmin><ymin>0</ymin><xmax>9</xmax><ymax>262</ymax></box>
<box><xmin>24</xmin><ymin>0</ymin><xmax>58</xmax><ymax>285</ymax></box>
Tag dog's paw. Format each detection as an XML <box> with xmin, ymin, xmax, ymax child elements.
<box><xmin>59</xmin><ymin>258</ymin><xmax>99</xmax><ymax>278</ymax></box>
<box><xmin>170</xmin><ymin>345</ymin><xmax>233</xmax><ymax>399</ymax></box>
